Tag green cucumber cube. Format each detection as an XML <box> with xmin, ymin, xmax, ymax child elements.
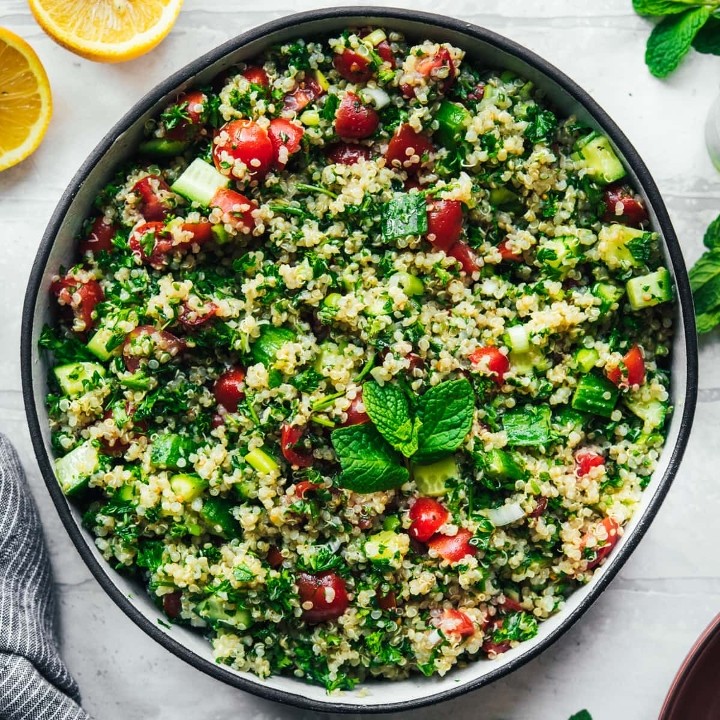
<box><xmin>55</xmin><ymin>441</ymin><xmax>99</xmax><ymax>495</ymax></box>
<box><xmin>54</xmin><ymin>362</ymin><xmax>105</xmax><ymax>396</ymax></box>
<box><xmin>171</xmin><ymin>158</ymin><xmax>229</xmax><ymax>207</ymax></box>
<box><xmin>626</xmin><ymin>268</ymin><xmax>672</xmax><ymax>310</ymax></box>
<box><xmin>573</xmin><ymin>132</ymin><xmax>626</xmax><ymax>185</ymax></box>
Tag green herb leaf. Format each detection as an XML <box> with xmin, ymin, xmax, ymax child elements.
<box><xmin>524</xmin><ymin>105</ymin><xmax>558</xmax><ymax>144</ymax></box>
<box><xmin>704</xmin><ymin>212</ymin><xmax>720</xmax><ymax>248</ymax></box>
<box><xmin>696</xmin><ymin>308</ymin><xmax>720</xmax><ymax>332</ymax></box>
<box><xmin>414</xmin><ymin>378</ymin><xmax>475</xmax><ymax>463</ymax></box>
<box><xmin>332</xmin><ymin>423</ymin><xmax>409</xmax><ymax>493</ymax></box>
<box><xmin>693</xmin><ymin>271</ymin><xmax>720</xmax><ymax>315</ymax></box>
<box><xmin>693</xmin><ymin>16</ymin><xmax>720</xmax><ymax>54</ymax></box>
<box><xmin>233</xmin><ymin>564</ymin><xmax>255</xmax><ymax>582</ymax></box>
<box><xmin>568</xmin><ymin>711</ymin><xmax>593</xmax><ymax>720</ymax></box>
<box><xmin>645</xmin><ymin>7</ymin><xmax>713</xmax><ymax>78</ymax></box>
<box><xmin>689</xmin><ymin>250</ymin><xmax>720</xmax><ymax>292</ymax></box>
<box><xmin>362</xmin><ymin>381</ymin><xmax>421</xmax><ymax>457</ymax></box>
<box><xmin>381</xmin><ymin>193</ymin><xmax>428</xmax><ymax>241</ymax></box>
<box><xmin>633</xmin><ymin>0</ymin><xmax>709</xmax><ymax>16</ymax></box>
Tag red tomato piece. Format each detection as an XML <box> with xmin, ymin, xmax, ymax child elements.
<box><xmin>334</xmin><ymin>92</ymin><xmax>379</xmax><ymax>140</ymax></box>
<box><xmin>162</xmin><ymin>591</ymin><xmax>182</xmax><ymax>619</ymax></box>
<box><xmin>132</xmin><ymin>175</ymin><xmax>172</xmax><ymax>221</ymax></box>
<box><xmin>79</xmin><ymin>216</ymin><xmax>117</xmax><ymax>256</ymax></box>
<box><xmin>297</xmin><ymin>571</ymin><xmax>349</xmax><ymax>624</ymax></box>
<box><xmin>283</xmin><ymin>74</ymin><xmax>324</xmax><ymax>114</ymax></box>
<box><xmin>267</xmin><ymin>117</ymin><xmax>304</xmax><ymax>169</ymax></box>
<box><xmin>213</xmin><ymin>119</ymin><xmax>274</xmax><ymax>179</ymax></box>
<box><xmin>178</xmin><ymin>300</ymin><xmax>218</xmax><ymax>328</ymax></box>
<box><xmin>280</xmin><ymin>423</ymin><xmax>314</xmax><ymax>468</ymax></box>
<box><xmin>213</xmin><ymin>368</ymin><xmax>246</xmax><ymax>412</ymax></box>
<box><xmin>467</xmin><ymin>82</ymin><xmax>486</xmax><ymax>102</ymax></box>
<box><xmin>527</xmin><ymin>496</ymin><xmax>548</xmax><ymax>519</ymax></box>
<box><xmin>482</xmin><ymin>618</ymin><xmax>511</xmax><ymax>656</ymax></box>
<box><xmin>98</xmin><ymin>410</ymin><xmax>130</xmax><ymax>456</ymax></box>
<box><xmin>434</xmin><ymin>608</ymin><xmax>475</xmax><ymax>637</ymax></box>
<box><xmin>181</xmin><ymin>220</ymin><xmax>213</xmax><ymax>245</ymax></box>
<box><xmin>575</xmin><ymin>448</ymin><xmax>605</xmax><ymax>477</ymax></box>
<box><xmin>583</xmin><ymin>517</ymin><xmax>621</xmax><ymax>569</ymax></box>
<box><xmin>376</xmin><ymin>589</ymin><xmax>397</xmax><ymax>611</ymax></box>
<box><xmin>603</xmin><ymin>183</ymin><xmax>648</xmax><ymax>227</ymax></box>
<box><xmin>402</xmin><ymin>46</ymin><xmax>456</xmax><ymax>97</ymax></box>
<box><xmin>51</xmin><ymin>276</ymin><xmax>104</xmax><ymax>331</ymax></box>
<box><xmin>406</xmin><ymin>352</ymin><xmax>425</xmax><ymax>373</ymax></box>
<box><xmin>385</xmin><ymin>124</ymin><xmax>434</xmax><ymax>173</ymax></box>
<box><xmin>122</xmin><ymin>326</ymin><xmax>185</xmax><ymax>373</ymax></box>
<box><xmin>428</xmin><ymin>528</ymin><xmax>475</xmax><ymax>563</ymax></box>
<box><xmin>266</xmin><ymin>546</ymin><xmax>284</xmax><ymax>568</ymax></box>
<box><xmin>293</xmin><ymin>480</ymin><xmax>320</xmax><ymax>499</ymax></box>
<box><xmin>446</xmin><ymin>241</ymin><xmax>480</xmax><ymax>274</ymax></box>
<box><xmin>409</xmin><ymin>497</ymin><xmax>449</xmax><ymax>542</ymax></box>
<box><xmin>343</xmin><ymin>388</ymin><xmax>370</xmax><ymax>427</ymax></box>
<box><xmin>497</xmin><ymin>238</ymin><xmax>523</xmax><ymax>262</ymax></box>
<box><xmin>326</xmin><ymin>143</ymin><xmax>371</xmax><ymax>165</ymax></box>
<box><xmin>375</xmin><ymin>40</ymin><xmax>396</xmax><ymax>67</ymax></box>
<box><xmin>333</xmin><ymin>48</ymin><xmax>373</xmax><ymax>83</ymax></box>
<box><xmin>165</xmin><ymin>90</ymin><xmax>207</xmax><ymax>140</ymax></box>
<box><xmin>128</xmin><ymin>221</ymin><xmax>173</xmax><ymax>269</ymax></box>
<box><xmin>211</xmin><ymin>413</ymin><xmax>225</xmax><ymax>429</ymax></box>
<box><xmin>469</xmin><ymin>346</ymin><xmax>510</xmax><ymax>385</ymax></box>
<box><xmin>606</xmin><ymin>344</ymin><xmax>646</xmax><ymax>388</ymax></box>
<box><xmin>242</xmin><ymin>66</ymin><xmax>269</xmax><ymax>87</ymax></box>
<box><xmin>210</xmin><ymin>188</ymin><xmax>257</xmax><ymax>234</ymax></box>
<box><xmin>498</xmin><ymin>596</ymin><xmax>525</xmax><ymax>614</ymax></box>
<box><xmin>426</xmin><ymin>199</ymin><xmax>463</xmax><ymax>252</ymax></box>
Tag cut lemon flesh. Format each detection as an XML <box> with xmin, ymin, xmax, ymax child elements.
<box><xmin>0</xmin><ymin>28</ymin><xmax>52</xmax><ymax>172</ymax></box>
<box><xmin>28</xmin><ymin>0</ymin><xmax>184</xmax><ymax>63</ymax></box>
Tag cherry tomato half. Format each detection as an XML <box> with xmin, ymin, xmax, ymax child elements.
<box><xmin>446</xmin><ymin>241</ymin><xmax>480</xmax><ymax>275</ymax></box>
<box><xmin>51</xmin><ymin>276</ymin><xmax>104</xmax><ymax>332</ymax></box>
<box><xmin>343</xmin><ymin>388</ymin><xmax>371</xmax><ymax>426</ymax></box>
<box><xmin>213</xmin><ymin>368</ymin><xmax>246</xmax><ymax>412</ymax></box>
<box><xmin>79</xmin><ymin>216</ymin><xmax>117</xmax><ymax>256</ymax></box>
<box><xmin>334</xmin><ymin>92</ymin><xmax>379</xmax><ymax>140</ymax></box>
<box><xmin>385</xmin><ymin>124</ymin><xmax>433</xmax><ymax>174</ymax></box>
<box><xmin>132</xmin><ymin>175</ymin><xmax>172</xmax><ymax>222</ymax></box>
<box><xmin>603</xmin><ymin>183</ymin><xmax>648</xmax><ymax>227</ymax></box>
<box><xmin>583</xmin><ymin>517</ymin><xmax>621</xmax><ymax>569</ymax></box>
<box><xmin>427</xmin><ymin>199</ymin><xmax>463</xmax><ymax>252</ymax></box>
<box><xmin>210</xmin><ymin>188</ymin><xmax>257</xmax><ymax>234</ymax></box>
<box><xmin>433</xmin><ymin>608</ymin><xmax>475</xmax><ymax>637</ymax></box>
<box><xmin>297</xmin><ymin>571</ymin><xmax>349</xmax><ymax>624</ymax></box>
<box><xmin>575</xmin><ymin>448</ymin><xmax>605</xmax><ymax>477</ymax></box>
<box><xmin>165</xmin><ymin>90</ymin><xmax>207</xmax><ymax>141</ymax></box>
<box><xmin>469</xmin><ymin>346</ymin><xmax>509</xmax><ymax>385</ymax></box>
<box><xmin>497</xmin><ymin>238</ymin><xmax>523</xmax><ymax>262</ymax></box>
<box><xmin>280</xmin><ymin>423</ymin><xmax>314</xmax><ymax>468</ymax></box>
<box><xmin>427</xmin><ymin>528</ymin><xmax>475</xmax><ymax>563</ymax></box>
<box><xmin>213</xmin><ymin>119</ymin><xmax>274</xmax><ymax>179</ymax></box>
<box><xmin>333</xmin><ymin>48</ymin><xmax>373</xmax><ymax>83</ymax></box>
<box><xmin>283</xmin><ymin>74</ymin><xmax>324</xmax><ymax>114</ymax></box>
<box><xmin>242</xmin><ymin>66</ymin><xmax>269</xmax><ymax>87</ymax></box>
<box><xmin>326</xmin><ymin>143</ymin><xmax>371</xmax><ymax>165</ymax></box>
<box><xmin>409</xmin><ymin>497</ymin><xmax>449</xmax><ymax>542</ymax></box>
<box><xmin>268</xmin><ymin>117</ymin><xmax>304</xmax><ymax>169</ymax></box>
<box><xmin>128</xmin><ymin>221</ymin><xmax>173</xmax><ymax>269</ymax></box>
<box><xmin>122</xmin><ymin>325</ymin><xmax>185</xmax><ymax>373</ymax></box>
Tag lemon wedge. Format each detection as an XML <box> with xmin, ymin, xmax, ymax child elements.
<box><xmin>28</xmin><ymin>0</ymin><xmax>184</xmax><ymax>63</ymax></box>
<box><xmin>0</xmin><ymin>28</ymin><xmax>53</xmax><ymax>172</ymax></box>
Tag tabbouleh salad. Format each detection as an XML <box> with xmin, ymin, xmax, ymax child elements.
<box><xmin>42</xmin><ymin>27</ymin><xmax>674</xmax><ymax>691</ymax></box>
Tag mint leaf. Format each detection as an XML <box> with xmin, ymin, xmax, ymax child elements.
<box><xmin>693</xmin><ymin>16</ymin><xmax>720</xmax><ymax>54</ymax></box>
<box><xmin>568</xmin><ymin>712</ymin><xmax>593</xmax><ymax>720</ymax></box>
<box><xmin>332</xmin><ymin>424</ymin><xmax>409</xmax><ymax>493</ymax></box>
<box><xmin>704</xmin><ymin>212</ymin><xmax>720</xmax><ymax>248</ymax></box>
<box><xmin>633</xmin><ymin>0</ymin><xmax>710</xmax><ymax>16</ymax></box>
<box><xmin>414</xmin><ymin>378</ymin><xmax>475</xmax><ymax>463</ymax></box>
<box><xmin>363</xmin><ymin>381</ymin><xmax>421</xmax><ymax>457</ymax></box>
<box><xmin>693</xmin><ymin>271</ymin><xmax>720</xmax><ymax>314</ymax></box>
<box><xmin>696</xmin><ymin>308</ymin><xmax>720</xmax><ymax>333</ymax></box>
<box><xmin>689</xmin><ymin>250</ymin><xmax>720</xmax><ymax>292</ymax></box>
<box><xmin>645</xmin><ymin>7</ymin><xmax>713</xmax><ymax>78</ymax></box>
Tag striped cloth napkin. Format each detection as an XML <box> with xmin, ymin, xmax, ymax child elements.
<box><xmin>0</xmin><ymin>435</ymin><xmax>90</xmax><ymax>719</ymax></box>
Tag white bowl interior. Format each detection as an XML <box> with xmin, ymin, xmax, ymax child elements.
<box><xmin>25</xmin><ymin>11</ymin><xmax>694</xmax><ymax>710</ymax></box>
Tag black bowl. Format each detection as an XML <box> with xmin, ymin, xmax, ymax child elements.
<box><xmin>21</xmin><ymin>7</ymin><xmax>698</xmax><ymax>712</ymax></box>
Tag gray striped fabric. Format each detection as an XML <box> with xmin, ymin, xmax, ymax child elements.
<box><xmin>0</xmin><ymin>435</ymin><xmax>89</xmax><ymax>720</ymax></box>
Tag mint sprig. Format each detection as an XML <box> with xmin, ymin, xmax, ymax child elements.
<box><xmin>688</xmin><ymin>212</ymin><xmax>720</xmax><ymax>332</ymax></box>
<box><xmin>632</xmin><ymin>0</ymin><xmax>720</xmax><ymax>77</ymax></box>
<box><xmin>331</xmin><ymin>377</ymin><xmax>475</xmax><ymax>493</ymax></box>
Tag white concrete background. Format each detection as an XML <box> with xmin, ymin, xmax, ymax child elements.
<box><xmin>1</xmin><ymin>1</ymin><xmax>718</xmax><ymax>718</ymax></box>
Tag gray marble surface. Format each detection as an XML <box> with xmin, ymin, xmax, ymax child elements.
<box><xmin>1</xmin><ymin>1</ymin><xmax>718</xmax><ymax>717</ymax></box>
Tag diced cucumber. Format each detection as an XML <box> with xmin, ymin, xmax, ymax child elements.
<box><xmin>625</xmin><ymin>396</ymin><xmax>669</xmax><ymax>431</ymax></box>
<box><xmin>381</xmin><ymin>193</ymin><xmax>428</xmax><ymax>241</ymax></box>
<box><xmin>171</xmin><ymin>158</ymin><xmax>229</xmax><ymax>207</ymax></box>
<box><xmin>597</xmin><ymin>224</ymin><xmax>655</xmax><ymax>271</ymax></box>
<box><xmin>536</xmin><ymin>235</ymin><xmax>581</xmax><ymax>278</ymax></box>
<box><xmin>592</xmin><ymin>282</ymin><xmax>624</xmax><ymax>313</ymax></box>
<box><xmin>364</xmin><ymin>529</ymin><xmax>409</xmax><ymax>567</ymax></box>
<box><xmin>233</xmin><ymin>478</ymin><xmax>257</xmax><ymax>500</ymax></box>
<box><xmin>510</xmin><ymin>347</ymin><xmax>550</xmax><ymax>375</ymax></box>
<box><xmin>572</xmin><ymin>374</ymin><xmax>619</xmax><ymax>418</ymax></box>
<box><xmin>573</xmin><ymin>132</ymin><xmax>626</xmax><ymax>185</ymax></box>
<box><xmin>211</xmin><ymin>223</ymin><xmax>230</xmax><ymax>244</ymax></box>
<box><xmin>413</xmin><ymin>456</ymin><xmax>459</xmax><ymax>497</ymax></box>
<box><xmin>574</xmin><ymin>347</ymin><xmax>600</xmax><ymax>374</ymax></box>
<box><xmin>505</xmin><ymin>324</ymin><xmax>530</xmax><ymax>354</ymax></box>
<box><xmin>481</xmin><ymin>448</ymin><xmax>526</xmax><ymax>484</ymax></box>
<box><xmin>54</xmin><ymin>362</ymin><xmax>105</xmax><ymax>396</ymax></box>
<box><xmin>364</xmin><ymin>28</ymin><xmax>386</xmax><ymax>46</ymax></box>
<box><xmin>251</xmin><ymin>326</ymin><xmax>296</xmax><ymax>367</ymax></box>
<box><xmin>626</xmin><ymin>267</ymin><xmax>672</xmax><ymax>310</ymax></box>
<box><xmin>314</xmin><ymin>341</ymin><xmax>347</xmax><ymax>374</ymax></box>
<box><xmin>196</xmin><ymin>595</ymin><xmax>253</xmax><ymax>631</ymax></box>
<box><xmin>363</xmin><ymin>291</ymin><xmax>392</xmax><ymax>317</ymax></box>
<box><xmin>245</xmin><ymin>447</ymin><xmax>279</xmax><ymax>474</ymax></box>
<box><xmin>489</xmin><ymin>187</ymin><xmax>522</xmax><ymax>211</ymax></box>
<box><xmin>150</xmin><ymin>434</ymin><xmax>195</xmax><ymax>470</ymax></box>
<box><xmin>87</xmin><ymin>327</ymin><xmax>117</xmax><ymax>361</ymax></box>
<box><xmin>139</xmin><ymin>138</ymin><xmax>189</xmax><ymax>157</ymax></box>
<box><xmin>318</xmin><ymin>292</ymin><xmax>342</xmax><ymax>324</ymax></box>
<box><xmin>54</xmin><ymin>441</ymin><xmax>99</xmax><ymax>495</ymax></box>
<box><xmin>435</xmin><ymin>100</ymin><xmax>471</xmax><ymax>148</ymax></box>
<box><xmin>389</xmin><ymin>271</ymin><xmax>424</xmax><ymax>296</ymax></box>
<box><xmin>119</xmin><ymin>371</ymin><xmax>154</xmax><ymax>391</ymax></box>
<box><xmin>170</xmin><ymin>473</ymin><xmax>208</xmax><ymax>503</ymax></box>
<box><xmin>553</xmin><ymin>406</ymin><xmax>588</xmax><ymax>433</ymax></box>
<box><xmin>503</xmin><ymin>405</ymin><xmax>553</xmax><ymax>447</ymax></box>
<box><xmin>201</xmin><ymin>496</ymin><xmax>240</xmax><ymax>538</ymax></box>
<box><xmin>115</xmin><ymin>483</ymin><xmax>135</xmax><ymax>502</ymax></box>
<box><xmin>383</xmin><ymin>514</ymin><xmax>401</xmax><ymax>532</ymax></box>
